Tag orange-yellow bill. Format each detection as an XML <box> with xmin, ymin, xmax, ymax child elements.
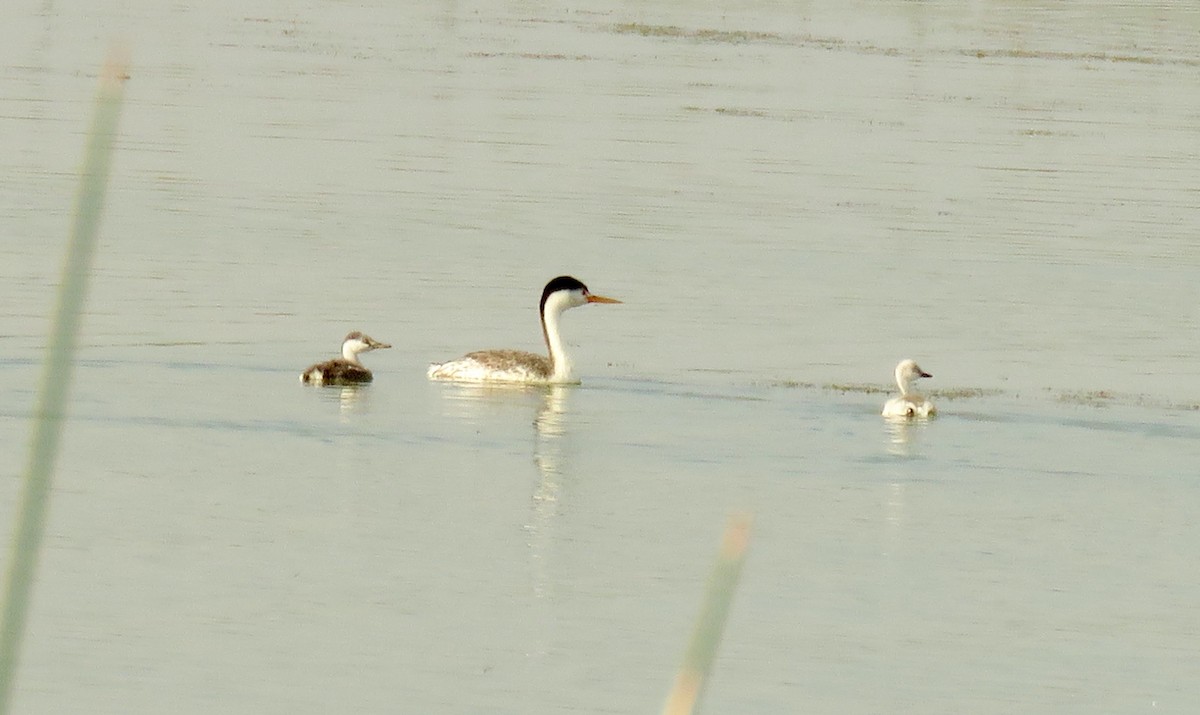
<box><xmin>586</xmin><ymin>293</ymin><xmax>622</xmax><ymax>304</ymax></box>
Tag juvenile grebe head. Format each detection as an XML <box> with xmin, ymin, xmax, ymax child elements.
<box><xmin>342</xmin><ymin>331</ymin><xmax>391</xmax><ymax>362</ymax></box>
<box><xmin>894</xmin><ymin>359</ymin><xmax>932</xmax><ymax>395</ymax></box>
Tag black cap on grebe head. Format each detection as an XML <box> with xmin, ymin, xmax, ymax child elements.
<box><xmin>539</xmin><ymin>275</ymin><xmax>622</xmax><ymax>317</ymax></box>
<box><xmin>540</xmin><ymin>276</ymin><xmax>589</xmax><ymax>313</ymax></box>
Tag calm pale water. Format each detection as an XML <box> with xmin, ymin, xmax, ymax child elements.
<box><xmin>2</xmin><ymin>1</ymin><xmax>1198</xmax><ymax>713</ymax></box>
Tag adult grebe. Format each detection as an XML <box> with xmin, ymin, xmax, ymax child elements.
<box><xmin>301</xmin><ymin>331</ymin><xmax>391</xmax><ymax>385</ymax></box>
<box><xmin>882</xmin><ymin>359</ymin><xmax>936</xmax><ymax>418</ymax></box>
<box><xmin>427</xmin><ymin>275</ymin><xmax>621</xmax><ymax>384</ymax></box>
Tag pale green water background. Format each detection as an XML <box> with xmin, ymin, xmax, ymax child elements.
<box><xmin>2</xmin><ymin>2</ymin><xmax>1199</xmax><ymax>713</ymax></box>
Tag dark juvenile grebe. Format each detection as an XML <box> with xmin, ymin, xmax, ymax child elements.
<box><xmin>427</xmin><ymin>276</ymin><xmax>621</xmax><ymax>384</ymax></box>
<box><xmin>301</xmin><ymin>331</ymin><xmax>391</xmax><ymax>385</ymax></box>
<box><xmin>882</xmin><ymin>359</ymin><xmax>936</xmax><ymax>418</ymax></box>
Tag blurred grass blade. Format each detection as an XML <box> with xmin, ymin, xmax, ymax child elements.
<box><xmin>662</xmin><ymin>511</ymin><xmax>753</xmax><ymax>715</ymax></box>
<box><xmin>0</xmin><ymin>50</ymin><xmax>128</xmax><ymax>715</ymax></box>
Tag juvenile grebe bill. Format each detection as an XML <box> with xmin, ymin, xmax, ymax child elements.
<box><xmin>301</xmin><ymin>331</ymin><xmax>391</xmax><ymax>385</ymax></box>
<box><xmin>882</xmin><ymin>358</ymin><xmax>936</xmax><ymax>418</ymax></box>
<box><xmin>427</xmin><ymin>275</ymin><xmax>621</xmax><ymax>384</ymax></box>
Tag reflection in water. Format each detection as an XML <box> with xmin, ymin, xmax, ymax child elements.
<box><xmin>534</xmin><ymin>385</ymin><xmax>569</xmax><ymax>440</ymax></box>
<box><xmin>336</xmin><ymin>385</ymin><xmax>368</xmax><ymax>419</ymax></box>
<box><xmin>881</xmin><ymin>418</ymin><xmax>918</xmax><ymax>554</ymax></box>
<box><xmin>303</xmin><ymin>382</ymin><xmax>372</xmax><ymax>420</ymax></box>
<box><xmin>882</xmin><ymin>415</ymin><xmax>931</xmax><ymax>457</ymax></box>
<box><xmin>431</xmin><ymin>382</ymin><xmax>569</xmax><ymax>668</ymax></box>
<box><xmin>433</xmin><ymin>381</ymin><xmax>549</xmax><ymax>424</ymax></box>
<box><xmin>882</xmin><ymin>481</ymin><xmax>907</xmax><ymax>550</ymax></box>
<box><xmin>530</xmin><ymin>386</ymin><xmax>569</xmax><ymax>600</ymax></box>
<box><xmin>429</xmin><ymin>383</ymin><xmax>571</xmax><ymax>599</ymax></box>
<box><xmin>429</xmin><ymin>381</ymin><xmax>568</xmax><ymax>607</ymax></box>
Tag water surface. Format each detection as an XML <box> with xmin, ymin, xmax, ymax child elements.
<box><xmin>1</xmin><ymin>2</ymin><xmax>1198</xmax><ymax>713</ymax></box>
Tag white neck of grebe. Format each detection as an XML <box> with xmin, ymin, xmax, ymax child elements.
<box><xmin>342</xmin><ymin>341</ymin><xmax>365</xmax><ymax>365</ymax></box>
<box><xmin>896</xmin><ymin>369</ymin><xmax>914</xmax><ymax>396</ymax></box>
<box><xmin>541</xmin><ymin>291</ymin><xmax>576</xmax><ymax>383</ymax></box>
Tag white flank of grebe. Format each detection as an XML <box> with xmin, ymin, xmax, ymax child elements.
<box><xmin>882</xmin><ymin>359</ymin><xmax>936</xmax><ymax>418</ymax></box>
<box><xmin>301</xmin><ymin>331</ymin><xmax>391</xmax><ymax>385</ymax></box>
<box><xmin>427</xmin><ymin>275</ymin><xmax>621</xmax><ymax>384</ymax></box>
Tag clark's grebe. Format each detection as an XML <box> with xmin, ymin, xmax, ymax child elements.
<box><xmin>301</xmin><ymin>331</ymin><xmax>391</xmax><ymax>385</ymax></box>
<box><xmin>427</xmin><ymin>275</ymin><xmax>621</xmax><ymax>384</ymax></box>
<box><xmin>882</xmin><ymin>359</ymin><xmax>936</xmax><ymax>418</ymax></box>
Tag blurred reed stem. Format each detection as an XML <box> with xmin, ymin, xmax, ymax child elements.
<box><xmin>662</xmin><ymin>511</ymin><xmax>753</xmax><ymax>715</ymax></box>
<box><xmin>0</xmin><ymin>50</ymin><xmax>128</xmax><ymax>715</ymax></box>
